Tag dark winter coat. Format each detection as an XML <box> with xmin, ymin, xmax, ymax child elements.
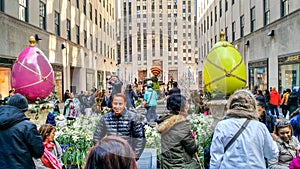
<box><xmin>125</xmin><ymin>89</ymin><xmax>138</xmax><ymax>109</ymax></box>
<box><xmin>288</xmin><ymin>91</ymin><xmax>299</xmax><ymax>113</ymax></box>
<box><xmin>157</xmin><ymin>114</ymin><xmax>198</xmax><ymax>169</ymax></box>
<box><xmin>93</xmin><ymin>109</ymin><xmax>146</xmax><ymax>158</ymax></box>
<box><xmin>168</xmin><ymin>87</ymin><xmax>181</xmax><ymax>96</ymax></box>
<box><xmin>0</xmin><ymin>105</ymin><xmax>44</xmax><ymax>169</ymax></box>
<box><xmin>259</xmin><ymin>110</ymin><xmax>276</xmax><ymax>133</ymax></box>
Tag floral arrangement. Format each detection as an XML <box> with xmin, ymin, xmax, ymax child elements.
<box><xmin>188</xmin><ymin>114</ymin><xmax>214</xmax><ymax>164</ymax></box>
<box><xmin>55</xmin><ymin>113</ymin><xmax>102</xmax><ymax>168</ymax></box>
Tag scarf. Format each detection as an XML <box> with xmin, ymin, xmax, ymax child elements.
<box><xmin>40</xmin><ymin>142</ymin><xmax>62</xmax><ymax>169</ymax></box>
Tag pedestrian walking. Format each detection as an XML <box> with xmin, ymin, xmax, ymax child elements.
<box><xmin>280</xmin><ymin>88</ymin><xmax>291</xmax><ymax>118</ymax></box>
<box><xmin>210</xmin><ymin>89</ymin><xmax>278</xmax><ymax>169</ymax></box>
<box><xmin>144</xmin><ymin>83</ymin><xmax>158</xmax><ymax>123</ymax></box>
<box><xmin>0</xmin><ymin>93</ymin><xmax>44</xmax><ymax>168</ymax></box>
<box><xmin>269</xmin><ymin>87</ymin><xmax>281</xmax><ymax>118</ymax></box>
<box><xmin>124</xmin><ymin>84</ymin><xmax>138</xmax><ymax>110</ymax></box>
<box><xmin>64</xmin><ymin>93</ymin><xmax>81</xmax><ymax>120</ymax></box>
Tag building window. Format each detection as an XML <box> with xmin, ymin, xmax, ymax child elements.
<box><xmin>225</xmin><ymin>27</ymin><xmax>228</xmax><ymax>41</ymax></box>
<box><xmin>210</xmin><ymin>11</ymin><xmax>213</xmax><ymax>26</ymax></box>
<box><xmin>67</xmin><ymin>19</ymin><xmax>71</xmax><ymax>40</ymax></box>
<box><xmin>263</xmin><ymin>0</ymin><xmax>270</xmax><ymax>25</ymax></box>
<box><xmin>250</xmin><ymin>7</ymin><xmax>255</xmax><ymax>32</ymax></box>
<box><xmin>232</xmin><ymin>21</ymin><xmax>236</xmax><ymax>41</ymax></box>
<box><xmin>219</xmin><ymin>0</ymin><xmax>222</xmax><ymax>17</ymax></box>
<box><xmin>207</xmin><ymin>16</ymin><xmax>209</xmax><ymax>30</ymax></box>
<box><xmin>54</xmin><ymin>11</ymin><xmax>60</xmax><ymax>36</ymax></box>
<box><xmin>225</xmin><ymin>0</ymin><xmax>228</xmax><ymax>12</ymax></box>
<box><xmin>39</xmin><ymin>1</ymin><xmax>46</xmax><ymax>30</ymax></box>
<box><xmin>83</xmin><ymin>0</ymin><xmax>86</xmax><ymax>15</ymax></box>
<box><xmin>95</xmin><ymin>10</ymin><xmax>97</xmax><ymax>25</ymax></box>
<box><xmin>84</xmin><ymin>30</ymin><xmax>87</xmax><ymax>47</ymax></box>
<box><xmin>76</xmin><ymin>0</ymin><xmax>79</xmax><ymax>8</ymax></box>
<box><xmin>19</xmin><ymin>0</ymin><xmax>28</xmax><ymax>22</ymax></box>
<box><xmin>100</xmin><ymin>14</ymin><xmax>102</xmax><ymax>28</ymax></box>
<box><xmin>100</xmin><ymin>40</ymin><xmax>102</xmax><ymax>55</ymax></box>
<box><xmin>89</xmin><ymin>3</ymin><xmax>92</xmax><ymax>20</ymax></box>
<box><xmin>90</xmin><ymin>34</ymin><xmax>93</xmax><ymax>50</ymax></box>
<box><xmin>240</xmin><ymin>15</ymin><xmax>244</xmax><ymax>37</ymax></box>
<box><xmin>0</xmin><ymin>0</ymin><xmax>4</xmax><ymax>12</ymax></box>
<box><xmin>281</xmin><ymin>0</ymin><xmax>289</xmax><ymax>17</ymax></box>
<box><xmin>96</xmin><ymin>38</ymin><xmax>98</xmax><ymax>52</ymax></box>
<box><xmin>76</xmin><ymin>25</ymin><xmax>80</xmax><ymax>44</ymax></box>
<box><xmin>215</xmin><ymin>6</ymin><xmax>217</xmax><ymax>22</ymax></box>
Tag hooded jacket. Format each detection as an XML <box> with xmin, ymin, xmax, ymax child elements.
<box><xmin>0</xmin><ymin>105</ymin><xmax>44</xmax><ymax>169</ymax></box>
<box><xmin>93</xmin><ymin>109</ymin><xmax>146</xmax><ymax>158</ymax></box>
<box><xmin>210</xmin><ymin>89</ymin><xmax>278</xmax><ymax>169</ymax></box>
<box><xmin>270</xmin><ymin>90</ymin><xmax>281</xmax><ymax>106</ymax></box>
<box><xmin>157</xmin><ymin>114</ymin><xmax>198</xmax><ymax>169</ymax></box>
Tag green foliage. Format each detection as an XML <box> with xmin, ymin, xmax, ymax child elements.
<box><xmin>55</xmin><ymin>114</ymin><xmax>102</xmax><ymax>168</ymax></box>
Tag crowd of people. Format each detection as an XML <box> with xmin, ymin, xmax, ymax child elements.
<box><xmin>3</xmin><ymin>77</ymin><xmax>300</xmax><ymax>169</ymax></box>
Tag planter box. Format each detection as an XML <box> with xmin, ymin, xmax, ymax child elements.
<box><xmin>137</xmin><ymin>148</ymin><xmax>157</xmax><ymax>169</ymax></box>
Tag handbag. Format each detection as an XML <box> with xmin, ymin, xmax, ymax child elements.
<box><xmin>144</xmin><ymin>91</ymin><xmax>153</xmax><ymax>109</ymax></box>
<box><xmin>224</xmin><ymin>119</ymin><xmax>250</xmax><ymax>152</ymax></box>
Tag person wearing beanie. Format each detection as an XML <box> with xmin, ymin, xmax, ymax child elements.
<box><xmin>0</xmin><ymin>93</ymin><xmax>44</xmax><ymax>168</ymax></box>
<box><xmin>210</xmin><ymin>89</ymin><xmax>278</xmax><ymax>169</ymax></box>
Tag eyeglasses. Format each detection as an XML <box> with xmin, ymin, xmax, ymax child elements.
<box><xmin>276</xmin><ymin>121</ymin><xmax>289</xmax><ymax>127</ymax></box>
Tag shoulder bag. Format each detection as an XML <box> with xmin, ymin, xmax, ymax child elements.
<box><xmin>224</xmin><ymin>119</ymin><xmax>250</xmax><ymax>152</ymax></box>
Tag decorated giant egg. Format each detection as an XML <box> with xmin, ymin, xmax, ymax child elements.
<box><xmin>11</xmin><ymin>36</ymin><xmax>54</xmax><ymax>101</ymax></box>
<box><xmin>203</xmin><ymin>32</ymin><xmax>246</xmax><ymax>95</ymax></box>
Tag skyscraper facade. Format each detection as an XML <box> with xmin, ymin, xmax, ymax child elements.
<box><xmin>118</xmin><ymin>0</ymin><xmax>199</xmax><ymax>90</ymax></box>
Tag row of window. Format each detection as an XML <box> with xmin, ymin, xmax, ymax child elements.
<box><xmin>35</xmin><ymin>1</ymin><xmax>115</xmax><ymax>59</ymax></box>
<box><xmin>201</xmin><ymin>0</ymin><xmax>289</xmax><ymax>41</ymax></box>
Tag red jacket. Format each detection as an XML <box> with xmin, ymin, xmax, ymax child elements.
<box><xmin>269</xmin><ymin>90</ymin><xmax>281</xmax><ymax>106</ymax></box>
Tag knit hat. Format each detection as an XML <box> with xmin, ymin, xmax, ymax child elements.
<box><xmin>225</xmin><ymin>89</ymin><xmax>259</xmax><ymax>120</ymax></box>
<box><xmin>8</xmin><ymin>93</ymin><xmax>28</xmax><ymax>112</ymax></box>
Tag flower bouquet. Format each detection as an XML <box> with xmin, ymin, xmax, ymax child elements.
<box><xmin>55</xmin><ymin>114</ymin><xmax>102</xmax><ymax>168</ymax></box>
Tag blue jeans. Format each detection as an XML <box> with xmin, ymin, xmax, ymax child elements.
<box><xmin>146</xmin><ymin>106</ymin><xmax>157</xmax><ymax>122</ymax></box>
<box><xmin>270</xmin><ymin>104</ymin><xmax>279</xmax><ymax>117</ymax></box>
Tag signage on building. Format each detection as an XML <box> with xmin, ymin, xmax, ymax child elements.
<box><xmin>248</xmin><ymin>59</ymin><xmax>268</xmax><ymax>68</ymax></box>
<box><xmin>278</xmin><ymin>54</ymin><xmax>300</xmax><ymax>64</ymax></box>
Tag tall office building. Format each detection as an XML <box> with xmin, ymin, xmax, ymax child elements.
<box><xmin>0</xmin><ymin>0</ymin><xmax>117</xmax><ymax>100</ymax></box>
<box><xmin>118</xmin><ymin>0</ymin><xmax>199</xmax><ymax>90</ymax></box>
<box><xmin>198</xmin><ymin>0</ymin><xmax>300</xmax><ymax>93</ymax></box>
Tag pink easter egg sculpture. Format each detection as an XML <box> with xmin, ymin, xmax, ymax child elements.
<box><xmin>11</xmin><ymin>36</ymin><xmax>54</xmax><ymax>102</ymax></box>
